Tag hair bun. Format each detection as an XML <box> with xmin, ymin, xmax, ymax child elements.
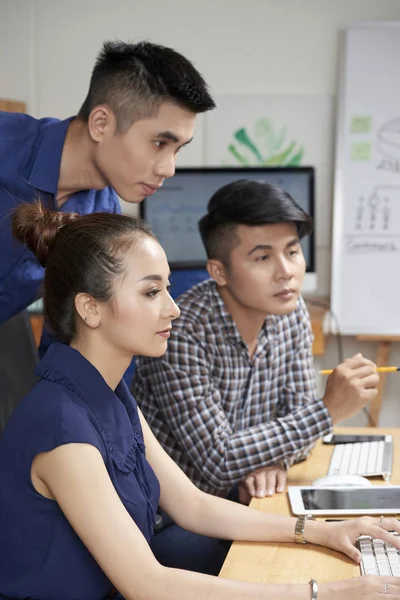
<box><xmin>12</xmin><ymin>201</ymin><xmax>78</xmax><ymax>267</ymax></box>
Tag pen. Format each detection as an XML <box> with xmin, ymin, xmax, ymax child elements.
<box><xmin>319</xmin><ymin>366</ymin><xmax>400</xmax><ymax>375</ymax></box>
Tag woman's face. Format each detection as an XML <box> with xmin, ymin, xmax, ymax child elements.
<box><xmin>97</xmin><ymin>236</ymin><xmax>180</xmax><ymax>357</ymax></box>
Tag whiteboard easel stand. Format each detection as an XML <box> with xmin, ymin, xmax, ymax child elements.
<box><xmin>356</xmin><ymin>335</ymin><xmax>400</xmax><ymax>426</ymax></box>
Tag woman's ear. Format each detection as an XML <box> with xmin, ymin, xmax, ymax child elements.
<box><xmin>207</xmin><ymin>259</ymin><xmax>228</xmax><ymax>287</ymax></box>
<box><xmin>74</xmin><ymin>293</ymin><xmax>101</xmax><ymax>328</ymax></box>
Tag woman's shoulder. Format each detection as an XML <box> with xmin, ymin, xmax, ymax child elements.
<box><xmin>3</xmin><ymin>378</ymin><xmax>107</xmax><ymax>459</ymax></box>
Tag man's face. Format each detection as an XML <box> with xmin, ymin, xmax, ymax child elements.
<box><xmin>93</xmin><ymin>102</ymin><xmax>196</xmax><ymax>203</ymax></box>
<box><xmin>216</xmin><ymin>222</ymin><xmax>306</xmax><ymax>318</ymax></box>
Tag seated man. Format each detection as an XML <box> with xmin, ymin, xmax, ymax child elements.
<box><xmin>132</xmin><ymin>179</ymin><xmax>378</xmax><ymax>502</ymax></box>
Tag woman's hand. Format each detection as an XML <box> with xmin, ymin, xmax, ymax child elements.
<box><xmin>308</xmin><ymin>516</ymin><xmax>400</xmax><ymax>563</ymax></box>
<box><xmin>319</xmin><ymin>576</ymin><xmax>400</xmax><ymax>599</ymax></box>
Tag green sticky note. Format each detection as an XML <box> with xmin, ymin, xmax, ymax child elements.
<box><xmin>350</xmin><ymin>116</ymin><xmax>372</xmax><ymax>134</ymax></box>
<box><xmin>350</xmin><ymin>115</ymin><xmax>372</xmax><ymax>133</ymax></box>
<box><xmin>350</xmin><ymin>142</ymin><xmax>371</xmax><ymax>160</ymax></box>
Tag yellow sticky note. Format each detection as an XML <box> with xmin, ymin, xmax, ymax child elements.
<box><xmin>350</xmin><ymin>142</ymin><xmax>371</xmax><ymax>160</ymax></box>
<box><xmin>350</xmin><ymin>116</ymin><xmax>372</xmax><ymax>134</ymax></box>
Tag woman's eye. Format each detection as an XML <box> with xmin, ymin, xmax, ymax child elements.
<box><xmin>154</xmin><ymin>140</ymin><xmax>166</xmax><ymax>149</ymax></box>
<box><xmin>256</xmin><ymin>255</ymin><xmax>269</xmax><ymax>262</ymax></box>
<box><xmin>146</xmin><ymin>289</ymin><xmax>161</xmax><ymax>298</ymax></box>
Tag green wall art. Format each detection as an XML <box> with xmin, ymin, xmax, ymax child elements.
<box><xmin>227</xmin><ymin>118</ymin><xmax>304</xmax><ymax>166</ymax></box>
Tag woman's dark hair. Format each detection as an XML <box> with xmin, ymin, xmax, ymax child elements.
<box><xmin>198</xmin><ymin>179</ymin><xmax>313</xmax><ymax>264</ymax></box>
<box><xmin>12</xmin><ymin>201</ymin><xmax>155</xmax><ymax>344</ymax></box>
<box><xmin>78</xmin><ymin>40</ymin><xmax>216</xmax><ymax>132</ymax></box>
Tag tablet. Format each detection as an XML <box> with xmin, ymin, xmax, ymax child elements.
<box><xmin>288</xmin><ymin>485</ymin><xmax>400</xmax><ymax>516</ymax></box>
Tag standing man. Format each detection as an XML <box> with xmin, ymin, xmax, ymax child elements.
<box><xmin>132</xmin><ymin>180</ymin><xmax>379</xmax><ymax>502</ymax></box>
<box><xmin>0</xmin><ymin>39</ymin><xmax>220</xmax><ymax>576</ymax></box>
<box><xmin>0</xmin><ymin>40</ymin><xmax>215</xmax><ymax>333</ymax></box>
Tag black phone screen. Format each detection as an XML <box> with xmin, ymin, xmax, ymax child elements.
<box><xmin>323</xmin><ymin>434</ymin><xmax>386</xmax><ymax>445</ymax></box>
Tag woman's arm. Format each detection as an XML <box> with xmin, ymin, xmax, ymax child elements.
<box><xmin>139</xmin><ymin>409</ymin><xmax>400</xmax><ymax>562</ymax></box>
<box><xmin>34</xmin><ymin>440</ymin><xmax>400</xmax><ymax>600</ymax></box>
<box><xmin>139</xmin><ymin>407</ymin><xmax>299</xmax><ymax>541</ymax></box>
<box><xmin>34</xmin><ymin>442</ymin><xmax>310</xmax><ymax>600</ymax></box>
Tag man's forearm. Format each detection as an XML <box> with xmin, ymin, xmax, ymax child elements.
<box><xmin>198</xmin><ymin>400</ymin><xmax>332</xmax><ymax>494</ymax></box>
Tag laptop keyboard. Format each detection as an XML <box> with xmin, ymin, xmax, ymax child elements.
<box><xmin>327</xmin><ymin>438</ymin><xmax>393</xmax><ymax>479</ymax></box>
<box><xmin>359</xmin><ymin>533</ymin><xmax>400</xmax><ymax>576</ymax></box>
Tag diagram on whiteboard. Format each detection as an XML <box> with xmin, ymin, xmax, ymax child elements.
<box><xmin>347</xmin><ymin>186</ymin><xmax>400</xmax><ymax>254</ymax></box>
<box><xmin>376</xmin><ymin>117</ymin><xmax>400</xmax><ymax>173</ymax></box>
<box><xmin>377</xmin><ymin>117</ymin><xmax>400</xmax><ymax>160</ymax></box>
<box><xmin>354</xmin><ymin>187</ymin><xmax>395</xmax><ymax>232</ymax></box>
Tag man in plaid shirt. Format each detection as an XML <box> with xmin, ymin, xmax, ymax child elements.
<box><xmin>132</xmin><ymin>180</ymin><xmax>378</xmax><ymax>502</ymax></box>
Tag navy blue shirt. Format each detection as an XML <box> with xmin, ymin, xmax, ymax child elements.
<box><xmin>0</xmin><ymin>343</ymin><xmax>160</xmax><ymax>600</ymax></box>
<box><xmin>0</xmin><ymin>111</ymin><xmax>121</xmax><ymax>324</ymax></box>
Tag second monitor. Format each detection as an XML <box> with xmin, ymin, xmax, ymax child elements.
<box><xmin>140</xmin><ymin>166</ymin><xmax>316</xmax><ymax>293</ymax></box>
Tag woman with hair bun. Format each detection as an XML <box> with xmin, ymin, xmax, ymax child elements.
<box><xmin>0</xmin><ymin>202</ymin><xmax>399</xmax><ymax>600</ymax></box>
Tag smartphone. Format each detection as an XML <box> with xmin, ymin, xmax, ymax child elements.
<box><xmin>322</xmin><ymin>433</ymin><xmax>387</xmax><ymax>445</ymax></box>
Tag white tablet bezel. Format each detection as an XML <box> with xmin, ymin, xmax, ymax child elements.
<box><xmin>288</xmin><ymin>485</ymin><xmax>400</xmax><ymax>516</ymax></box>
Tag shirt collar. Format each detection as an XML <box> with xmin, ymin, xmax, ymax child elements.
<box><xmin>206</xmin><ymin>280</ymin><xmax>242</xmax><ymax>342</ymax></box>
<box><xmin>207</xmin><ymin>279</ymin><xmax>278</xmax><ymax>346</ymax></box>
<box><xmin>36</xmin><ymin>343</ymin><xmax>141</xmax><ymax>462</ymax></box>
<box><xmin>27</xmin><ymin>117</ymin><xmax>74</xmax><ymax>196</ymax></box>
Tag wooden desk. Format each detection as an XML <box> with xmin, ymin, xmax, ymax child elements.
<box><xmin>29</xmin><ymin>314</ymin><xmax>44</xmax><ymax>347</ymax></box>
<box><xmin>219</xmin><ymin>427</ymin><xmax>400</xmax><ymax>584</ymax></box>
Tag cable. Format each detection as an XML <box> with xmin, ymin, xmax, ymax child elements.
<box><xmin>307</xmin><ymin>298</ymin><xmax>375</xmax><ymax>427</ymax></box>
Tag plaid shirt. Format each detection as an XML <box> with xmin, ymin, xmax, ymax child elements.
<box><xmin>133</xmin><ymin>279</ymin><xmax>333</xmax><ymax>497</ymax></box>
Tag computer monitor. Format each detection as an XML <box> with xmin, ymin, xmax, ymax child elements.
<box><xmin>140</xmin><ymin>167</ymin><xmax>316</xmax><ymax>294</ymax></box>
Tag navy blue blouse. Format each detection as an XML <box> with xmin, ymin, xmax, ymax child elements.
<box><xmin>0</xmin><ymin>343</ymin><xmax>160</xmax><ymax>600</ymax></box>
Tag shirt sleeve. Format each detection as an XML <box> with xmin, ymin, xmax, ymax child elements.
<box><xmin>29</xmin><ymin>386</ymin><xmax>107</xmax><ymax>460</ymax></box>
<box><xmin>134</xmin><ymin>318</ymin><xmax>333</xmax><ymax>494</ymax></box>
<box><xmin>275</xmin><ymin>297</ymin><xmax>333</xmax><ymax>468</ymax></box>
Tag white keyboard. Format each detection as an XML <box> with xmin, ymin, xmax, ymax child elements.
<box><xmin>327</xmin><ymin>437</ymin><xmax>393</xmax><ymax>480</ymax></box>
<box><xmin>359</xmin><ymin>533</ymin><xmax>400</xmax><ymax>576</ymax></box>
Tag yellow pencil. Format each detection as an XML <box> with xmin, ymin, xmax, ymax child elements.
<box><xmin>319</xmin><ymin>366</ymin><xmax>400</xmax><ymax>375</ymax></box>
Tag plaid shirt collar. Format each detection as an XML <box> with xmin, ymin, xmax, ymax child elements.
<box><xmin>206</xmin><ymin>279</ymin><xmax>279</xmax><ymax>353</ymax></box>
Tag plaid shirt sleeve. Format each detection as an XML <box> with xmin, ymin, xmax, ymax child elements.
<box><xmin>276</xmin><ymin>297</ymin><xmax>333</xmax><ymax>467</ymax></box>
<box><xmin>136</xmin><ymin>310</ymin><xmax>333</xmax><ymax>494</ymax></box>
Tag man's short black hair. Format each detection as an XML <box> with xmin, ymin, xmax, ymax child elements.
<box><xmin>198</xmin><ymin>179</ymin><xmax>313</xmax><ymax>264</ymax></box>
<box><xmin>78</xmin><ymin>40</ymin><xmax>216</xmax><ymax>132</ymax></box>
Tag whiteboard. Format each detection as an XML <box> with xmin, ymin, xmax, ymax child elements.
<box><xmin>331</xmin><ymin>23</ymin><xmax>400</xmax><ymax>335</ymax></box>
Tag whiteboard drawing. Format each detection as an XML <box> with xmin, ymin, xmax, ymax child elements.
<box><xmin>355</xmin><ymin>196</ymin><xmax>365</xmax><ymax>230</ymax></box>
<box><xmin>367</xmin><ymin>189</ymin><xmax>380</xmax><ymax>230</ymax></box>
<box><xmin>382</xmin><ymin>198</ymin><xmax>391</xmax><ymax>230</ymax></box>
<box><xmin>353</xmin><ymin>186</ymin><xmax>400</xmax><ymax>233</ymax></box>
<box><xmin>346</xmin><ymin>237</ymin><xmax>400</xmax><ymax>255</ymax></box>
<box><xmin>377</xmin><ymin>117</ymin><xmax>400</xmax><ymax>160</ymax></box>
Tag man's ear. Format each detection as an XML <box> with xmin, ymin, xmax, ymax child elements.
<box><xmin>207</xmin><ymin>259</ymin><xmax>228</xmax><ymax>287</ymax></box>
<box><xmin>87</xmin><ymin>105</ymin><xmax>116</xmax><ymax>143</ymax></box>
<box><xmin>74</xmin><ymin>293</ymin><xmax>101</xmax><ymax>329</ymax></box>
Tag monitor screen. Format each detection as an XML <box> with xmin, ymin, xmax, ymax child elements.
<box><xmin>140</xmin><ymin>167</ymin><xmax>315</xmax><ymax>271</ymax></box>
